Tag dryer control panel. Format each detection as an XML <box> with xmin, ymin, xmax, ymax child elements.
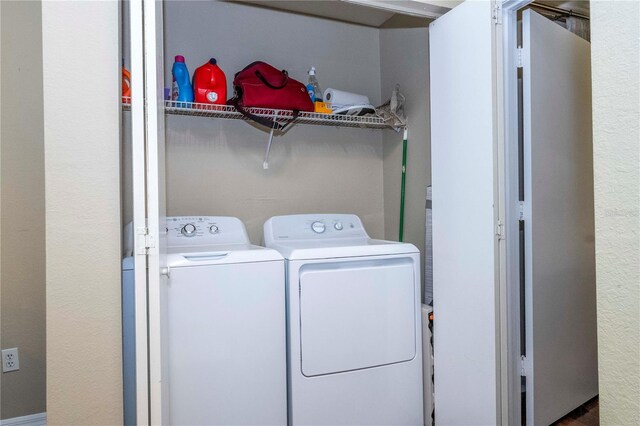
<box><xmin>264</xmin><ymin>214</ymin><xmax>369</xmax><ymax>244</ymax></box>
<box><xmin>167</xmin><ymin>216</ymin><xmax>250</xmax><ymax>247</ymax></box>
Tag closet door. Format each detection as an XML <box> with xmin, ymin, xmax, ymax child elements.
<box><xmin>430</xmin><ymin>1</ymin><xmax>502</xmax><ymax>424</ymax></box>
<box><xmin>521</xmin><ymin>10</ymin><xmax>598</xmax><ymax>426</ymax></box>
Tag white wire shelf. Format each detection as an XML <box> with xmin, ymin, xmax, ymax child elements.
<box><xmin>122</xmin><ymin>99</ymin><xmax>400</xmax><ymax>130</ymax></box>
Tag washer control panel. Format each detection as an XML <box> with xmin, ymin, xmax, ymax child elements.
<box><xmin>264</xmin><ymin>214</ymin><xmax>368</xmax><ymax>243</ymax></box>
<box><xmin>167</xmin><ymin>216</ymin><xmax>250</xmax><ymax>247</ymax></box>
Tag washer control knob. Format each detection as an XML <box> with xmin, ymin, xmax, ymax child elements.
<box><xmin>209</xmin><ymin>225</ymin><xmax>219</xmax><ymax>234</ymax></box>
<box><xmin>181</xmin><ymin>223</ymin><xmax>197</xmax><ymax>237</ymax></box>
<box><xmin>311</xmin><ymin>221</ymin><xmax>326</xmax><ymax>234</ymax></box>
<box><xmin>334</xmin><ymin>222</ymin><xmax>343</xmax><ymax>231</ymax></box>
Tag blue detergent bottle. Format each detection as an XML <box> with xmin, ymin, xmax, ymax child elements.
<box><xmin>171</xmin><ymin>55</ymin><xmax>194</xmax><ymax>105</ymax></box>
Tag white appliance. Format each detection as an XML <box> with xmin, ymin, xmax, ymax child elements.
<box><xmin>163</xmin><ymin>216</ymin><xmax>287</xmax><ymax>425</ymax></box>
<box><xmin>264</xmin><ymin>214</ymin><xmax>423</xmax><ymax>425</ymax></box>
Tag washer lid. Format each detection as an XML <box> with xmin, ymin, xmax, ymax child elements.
<box><xmin>167</xmin><ymin>244</ymin><xmax>283</xmax><ymax>267</ymax></box>
<box><xmin>164</xmin><ymin>216</ymin><xmax>282</xmax><ymax>266</ymax></box>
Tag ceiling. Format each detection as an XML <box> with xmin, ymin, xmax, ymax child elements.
<box><xmin>240</xmin><ymin>1</ymin><xmax>397</xmax><ymax>27</ymax></box>
<box><xmin>238</xmin><ymin>0</ymin><xmax>461</xmax><ymax>28</ymax></box>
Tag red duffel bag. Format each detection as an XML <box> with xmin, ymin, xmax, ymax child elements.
<box><xmin>230</xmin><ymin>61</ymin><xmax>314</xmax><ymax>130</ymax></box>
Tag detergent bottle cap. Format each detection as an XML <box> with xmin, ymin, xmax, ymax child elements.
<box><xmin>308</xmin><ymin>67</ymin><xmax>316</xmax><ymax>76</ymax></box>
<box><xmin>209</xmin><ymin>58</ymin><xmax>218</xmax><ymax>66</ymax></box>
<box><xmin>175</xmin><ymin>55</ymin><xmax>185</xmax><ymax>63</ymax></box>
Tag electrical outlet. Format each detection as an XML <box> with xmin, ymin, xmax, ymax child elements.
<box><xmin>2</xmin><ymin>348</ymin><xmax>20</xmax><ymax>372</ymax></box>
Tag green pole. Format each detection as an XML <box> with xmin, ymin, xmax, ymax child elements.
<box><xmin>399</xmin><ymin>128</ymin><xmax>408</xmax><ymax>242</ymax></box>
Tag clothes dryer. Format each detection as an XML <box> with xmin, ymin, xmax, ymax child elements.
<box><xmin>264</xmin><ymin>214</ymin><xmax>423</xmax><ymax>425</ymax></box>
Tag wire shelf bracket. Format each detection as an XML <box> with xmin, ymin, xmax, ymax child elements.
<box><xmin>263</xmin><ymin>110</ymin><xmax>278</xmax><ymax>170</ymax></box>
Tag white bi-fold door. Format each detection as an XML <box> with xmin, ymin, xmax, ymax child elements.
<box><xmin>430</xmin><ymin>1</ymin><xmax>503</xmax><ymax>424</ymax></box>
<box><xmin>521</xmin><ymin>9</ymin><xmax>598</xmax><ymax>426</ymax></box>
<box><xmin>431</xmin><ymin>1</ymin><xmax>597</xmax><ymax>425</ymax></box>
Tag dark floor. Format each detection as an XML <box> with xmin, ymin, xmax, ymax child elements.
<box><xmin>552</xmin><ymin>396</ymin><xmax>599</xmax><ymax>426</ymax></box>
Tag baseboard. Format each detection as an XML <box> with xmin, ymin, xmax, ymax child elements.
<box><xmin>0</xmin><ymin>413</ymin><xmax>46</xmax><ymax>426</ymax></box>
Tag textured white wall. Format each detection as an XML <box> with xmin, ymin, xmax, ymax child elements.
<box><xmin>42</xmin><ymin>1</ymin><xmax>122</xmax><ymax>424</ymax></box>
<box><xmin>591</xmin><ymin>1</ymin><xmax>640</xmax><ymax>424</ymax></box>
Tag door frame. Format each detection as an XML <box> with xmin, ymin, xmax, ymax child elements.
<box><xmin>128</xmin><ymin>1</ymin><xmax>150</xmax><ymax>424</ymax></box>
<box><xmin>500</xmin><ymin>1</ymin><xmax>533</xmax><ymax>425</ymax></box>
<box><xmin>128</xmin><ymin>0</ymin><xmax>166</xmax><ymax>424</ymax></box>
<box><xmin>142</xmin><ymin>0</ymin><xmax>167</xmax><ymax>423</ymax></box>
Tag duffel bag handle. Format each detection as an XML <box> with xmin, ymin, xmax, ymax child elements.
<box><xmin>255</xmin><ymin>69</ymin><xmax>289</xmax><ymax>90</ymax></box>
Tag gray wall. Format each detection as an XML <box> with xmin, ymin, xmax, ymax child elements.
<box><xmin>0</xmin><ymin>0</ymin><xmax>46</xmax><ymax>419</ymax></box>
<box><xmin>163</xmin><ymin>1</ymin><xmax>385</xmax><ymax>242</ymax></box>
<box><xmin>380</xmin><ymin>25</ymin><xmax>430</xmax><ymax>280</ymax></box>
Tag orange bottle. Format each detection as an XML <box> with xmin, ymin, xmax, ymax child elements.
<box><xmin>122</xmin><ymin>67</ymin><xmax>131</xmax><ymax>103</ymax></box>
<box><xmin>193</xmin><ymin>58</ymin><xmax>227</xmax><ymax>104</ymax></box>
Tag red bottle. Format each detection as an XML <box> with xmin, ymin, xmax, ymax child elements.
<box><xmin>193</xmin><ymin>58</ymin><xmax>227</xmax><ymax>104</ymax></box>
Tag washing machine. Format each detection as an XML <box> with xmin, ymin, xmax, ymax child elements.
<box><xmin>164</xmin><ymin>216</ymin><xmax>287</xmax><ymax>425</ymax></box>
<box><xmin>264</xmin><ymin>214</ymin><xmax>423</xmax><ymax>425</ymax></box>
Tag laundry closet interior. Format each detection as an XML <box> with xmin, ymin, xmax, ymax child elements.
<box><xmin>122</xmin><ymin>0</ymin><xmax>432</xmax><ymax>256</ymax></box>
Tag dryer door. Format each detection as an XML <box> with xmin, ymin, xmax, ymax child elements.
<box><xmin>299</xmin><ymin>257</ymin><xmax>417</xmax><ymax>377</ymax></box>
